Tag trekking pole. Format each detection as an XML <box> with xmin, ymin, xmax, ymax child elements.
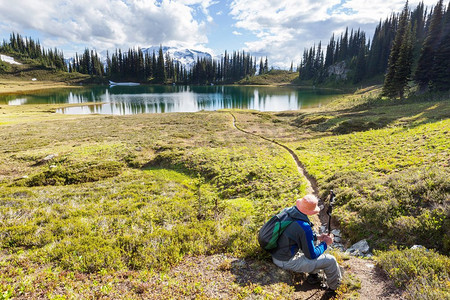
<box><xmin>326</xmin><ymin>190</ymin><xmax>336</xmax><ymax>234</ymax></box>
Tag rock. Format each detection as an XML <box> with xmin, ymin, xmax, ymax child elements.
<box><xmin>331</xmin><ymin>229</ymin><xmax>341</xmax><ymax>237</ymax></box>
<box><xmin>346</xmin><ymin>239</ymin><xmax>370</xmax><ymax>256</ymax></box>
<box><xmin>135</xmin><ymin>147</ymin><xmax>142</xmax><ymax>151</ymax></box>
<box><xmin>320</xmin><ymin>226</ymin><xmax>326</xmax><ymax>234</ymax></box>
<box><xmin>411</xmin><ymin>245</ymin><xmax>426</xmax><ymax>250</ymax></box>
<box><xmin>327</xmin><ymin>61</ymin><xmax>349</xmax><ymax>80</ymax></box>
<box><xmin>331</xmin><ymin>242</ymin><xmax>345</xmax><ymax>251</ymax></box>
<box><xmin>334</xmin><ymin>236</ymin><xmax>341</xmax><ymax>243</ymax></box>
<box><xmin>49</xmin><ymin>165</ymin><xmax>57</xmax><ymax>168</ymax></box>
<box><xmin>346</xmin><ymin>249</ymin><xmax>362</xmax><ymax>256</ymax></box>
<box><xmin>43</xmin><ymin>154</ymin><xmax>56</xmax><ymax>161</ymax></box>
<box><xmin>34</xmin><ymin>154</ymin><xmax>57</xmax><ymax>166</ymax></box>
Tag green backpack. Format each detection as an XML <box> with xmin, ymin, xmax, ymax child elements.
<box><xmin>258</xmin><ymin>210</ymin><xmax>294</xmax><ymax>251</ymax></box>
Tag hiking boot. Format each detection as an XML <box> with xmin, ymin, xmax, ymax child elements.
<box><xmin>306</xmin><ymin>273</ymin><xmax>322</xmax><ymax>285</ymax></box>
<box><xmin>324</xmin><ymin>287</ymin><xmax>337</xmax><ymax>298</ymax></box>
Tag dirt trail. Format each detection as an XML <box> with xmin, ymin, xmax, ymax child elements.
<box><xmin>229</xmin><ymin>112</ymin><xmax>318</xmax><ymax>195</ymax></box>
<box><xmin>228</xmin><ymin>112</ymin><xmax>405</xmax><ymax>299</ymax></box>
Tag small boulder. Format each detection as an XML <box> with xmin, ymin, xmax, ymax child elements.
<box><xmin>346</xmin><ymin>239</ymin><xmax>370</xmax><ymax>256</ymax></box>
<box><xmin>331</xmin><ymin>242</ymin><xmax>345</xmax><ymax>251</ymax></box>
<box><xmin>331</xmin><ymin>229</ymin><xmax>341</xmax><ymax>237</ymax></box>
<box><xmin>411</xmin><ymin>245</ymin><xmax>427</xmax><ymax>250</ymax></box>
<box><xmin>34</xmin><ymin>154</ymin><xmax>57</xmax><ymax>166</ymax></box>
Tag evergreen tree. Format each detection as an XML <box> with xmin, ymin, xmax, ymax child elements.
<box><xmin>324</xmin><ymin>34</ymin><xmax>335</xmax><ymax>68</ymax></box>
<box><xmin>354</xmin><ymin>42</ymin><xmax>367</xmax><ymax>83</ymax></box>
<box><xmin>383</xmin><ymin>2</ymin><xmax>413</xmax><ymax>98</ymax></box>
<box><xmin>432</xmin><ymin>2</ymin><xmax>450</xmax><ymax>90</ymax></box>
<box><xmin>415</xmin><ymin>0</ymin><xmax>444</xmax><ymax>91</ymax></box>
<box><xmin>259</xmin><ymin>57</ymin><xmax>264</xmax><ymax>74</ymax></box>
<box><xmin>155</xmin><ymin>45</ymin><xmax>166</xmax><ymax>83</ymax></box>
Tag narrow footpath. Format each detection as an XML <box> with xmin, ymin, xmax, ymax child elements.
<box><xmin>229</xmin><ymin>112</ymin><xmax>404</xmax><ymax>300</ymax></box>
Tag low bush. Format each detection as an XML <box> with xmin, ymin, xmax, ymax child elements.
<box><xmin>15</xmin><ymin>161</ymin><xmax>124</xmax><ymax>186</ymax></box>
<box><xmin>328</xmin><ymin>167</ymin><xmax>449</xmax><ymax>251</ymax></box>
<box><xmin>376</xmin><ymin>248</ymin><xmax>450</xmax><ymax>299</ymax></box>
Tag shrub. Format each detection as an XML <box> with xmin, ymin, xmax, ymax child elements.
<box><xmin>376</xmin><ymin>248</ymin><xmax>450</xmax><ymax>299</ymax></box>
<box><xmin>16</xmin><ymin>161</ymin><xmax>124</xmax><ymax>186</ymax></box>
<box><xmin>43</xmin><ymin>236</ymin><xmax>124</xmax><ymax>273</ymax></box>
<box><xmin>327</xmin><ymin>167</ymin><xmax>449</xmax><ymax>250</ymax></box>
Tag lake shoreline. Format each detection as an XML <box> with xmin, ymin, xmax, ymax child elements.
<box><xmin>0</xmin><ymin>78</ymin><xmax>349</xmax><ymax>95</ymax></box>
<box><xmin>0</xmin><ymin>79</ymin><xmax>81</xmax><ymax>95</ymax></box>
<box><xmin>0</xmin><ymin>84</ymin><xmax>342</xmax><ymax>114</ymax></box>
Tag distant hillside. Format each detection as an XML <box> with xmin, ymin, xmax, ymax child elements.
<box><xmin>238</xmin><ymin>69</ymin><xmax>298</xmax><ymax>85</ymax></box>
<box><xmin>0</xmin><ymin>53</ymin><xmax>95</xmax><ymax>84</ymax></box>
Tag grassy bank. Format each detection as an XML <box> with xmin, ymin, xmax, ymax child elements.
<box><xmin>0</xmin><ymin>79</ymin><xmax>80</xmax><ymax>94</ymax></box>
<box><xmin>0</xmin><ymin>105</ymin><xmax>307</xmax><ymax>298</ymax></box>
<box><xmin>238</xmin><ymin>70</ymin><xmax>298</xmax><ymax>86</ymax></box>
<box><xmin>0</xmin><ymin>56</ymin><xmax>101</xmax><ymax>94</ymax></box>
<box><xmin>0</xmin><ymin>87</ymin><xmax>449</xmax><ymax>298</ymax></box>
<box><xmin>232</xmin><ymin>89</ymin><xmax>450</xmax><ymax>298</ymax></box>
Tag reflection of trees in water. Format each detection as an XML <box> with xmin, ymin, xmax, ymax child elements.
<box><xmin>2</xmin><ymin>85</ymin><xmax>340</xmax><ymax>113</ymax></box>
<box><xmin>0</xmin><ymin>87</ymin><xmax>108</xmax><ymax>105</ymax></box>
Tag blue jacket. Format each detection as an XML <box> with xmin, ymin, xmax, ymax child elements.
<box><xmin>271</xmin><ymin>206</ymin><xmax>327</xmax><ymax>261</ymax></box>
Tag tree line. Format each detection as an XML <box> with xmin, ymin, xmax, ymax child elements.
<box><xmin>0</xmin><ymin>33</ymin><xmax>66</xmax><ymax>71</ymax></box>
<box><xmin>0</xmin><ymin>33</ymin><xmax>262</xmax><ymax>84</ymax></box>
<box><xmin>69</xmin><ymin>47</ymin><xmax>262</xmax><ymax>84</ymax></box>
<box><xmin>298</xmin><ymin>0</ymin><xmax>450</xmax><ymax>97</ymax></box>
<box><xmin>3</xmin><ymin>1</ymin><xmax>449</xmax><ymax>95</ymax></box>
<box><xmin>383</xmin><ymin>0</ymin><xmax>450</xmax><ymax>97</ymax></box>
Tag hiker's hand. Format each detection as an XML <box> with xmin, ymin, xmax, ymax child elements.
<box><xmin>320</xmin><ymin>234</ymin><xmax>333</xmax><ymax>246</ymax></box>
<box><xmin>318</xmin><ymin>234</ymin><xmax>330</xmax><ymax>241</ymax></box>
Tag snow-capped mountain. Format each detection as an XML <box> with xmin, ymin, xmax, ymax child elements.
<box><xmin>142</xmin><ymin>46</ymin><xmax>212</xmax><ymax>69</ymax></box>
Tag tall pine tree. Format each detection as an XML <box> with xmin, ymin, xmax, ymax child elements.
<box><xmin>383</xmin><ymin>1</ymin><xmax>413</xmax><ymax>98</ymax></box>
<box><xmin>415</xmin><ymin>0</ymin><xmax>444</xmax><ymax>91</ymax></box>
<box><xmin>432</xmin><ymin>2</ymin><xmax>450</xmax><ymax>90</ymax></box>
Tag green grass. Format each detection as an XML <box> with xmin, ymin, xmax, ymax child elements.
<box><xmin>238</xmin><ymin>70</ymin><xmax>298</xmax><ymax>85</ymax></box>
<box><xmin>0</xmin><ymin>88</ymin><xmax>449</xmax><ymax>298</ymax></box>
<box><xmin>0</xmin><ymin>106</ymin><xmax>306</xmax><ymax>298</ymax></box>
<box><xmin>228</xmin><ymin>89</ymin><xmax>449</xmax><ymax>298</ymax></box>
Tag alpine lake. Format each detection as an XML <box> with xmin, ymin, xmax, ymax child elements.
<box><xmin>0</xmin><ymin>85</ymin><xmax>341</xmax><ymax>114</ymax></box>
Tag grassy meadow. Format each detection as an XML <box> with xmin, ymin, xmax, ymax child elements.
<box><xmin>0</xmin><ymin>87</ymin><xmax>449</xmax><ymax>299</ymax></box>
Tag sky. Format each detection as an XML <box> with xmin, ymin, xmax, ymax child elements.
<box><xmin>0</xmin><ymin>0</ymin><xmax>440</xmax><ymax>68</ymax></box>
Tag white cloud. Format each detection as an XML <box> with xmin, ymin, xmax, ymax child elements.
<box><xmin>232</xmin><ymin>31</ymin><xmax>243</xmax><ymax>35</ymax></box>
<box><xmin>229</xmin><ymin>0</ymin><xmax>440</xmax><ymax>68</ymax></box>
<box><xmin>0</xmin><ymin>0</ymin><xmax>213</xmax><ymax>52</ymax></box>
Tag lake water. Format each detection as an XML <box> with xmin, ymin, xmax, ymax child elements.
<box><xmin>0</xmin><ymin>85</ymin><xmax>339</xmax><ymax>114</ymax></box>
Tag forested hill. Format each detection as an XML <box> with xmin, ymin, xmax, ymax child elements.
<box><xmin>298</xmin><ymin>0</ymin><xmax>450</xmax><ymax>97</ymax></box>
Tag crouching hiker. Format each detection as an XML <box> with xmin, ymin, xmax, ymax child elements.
<box><xmin>259</xmin><ymin>194</ymin><xmax>342</xmax><ymax>294</ymax></box>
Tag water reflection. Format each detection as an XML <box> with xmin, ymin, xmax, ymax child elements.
<box><xmin>0</xmin><ymin>85</ymin><xmax>339</xmax><ymax>114</ymax></box>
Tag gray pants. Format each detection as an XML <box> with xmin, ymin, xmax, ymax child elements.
<box><xmin>272</xmin><ymin>251</ymin><xmax>342</xmax><ymax>290</ymax></box>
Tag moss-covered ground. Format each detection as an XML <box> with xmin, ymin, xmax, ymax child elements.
<box><xmin>0</xmin><ymin>87</ymin><xmax>449</xmax><ymax>299</ymax></box>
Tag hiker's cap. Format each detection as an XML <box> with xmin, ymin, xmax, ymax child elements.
<box><xmin>296</xmin><ymin>194</ymin><xmax>320</xmax><ymax>215</ymax></box>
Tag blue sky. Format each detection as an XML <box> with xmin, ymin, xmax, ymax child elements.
<box><xmin>0</xmin><ymin>0</ymin><xmax>439</xmax><ymax>68</ymax></box>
